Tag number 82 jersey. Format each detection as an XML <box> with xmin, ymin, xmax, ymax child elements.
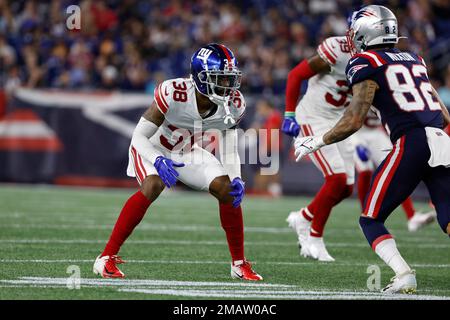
<box><xmin>346</xmin><ymin>48</ymin><xmax>444</xmax><ymax>143</ymax></box>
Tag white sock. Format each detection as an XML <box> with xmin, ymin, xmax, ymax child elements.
<box><xmin>375</xmin><ymin>238</ymin><xmax>411</xmax><ymax>275</ymax></box>
<box><xmin>308</xmin><ymin>236</ymin><xmax>323</xmax><ymax>245</ymax></box>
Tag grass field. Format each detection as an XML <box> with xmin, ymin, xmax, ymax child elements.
<box><xmin>0</xmin><ymin>184</ymin><xmax>449</xmax><ymax>300</ymax></box>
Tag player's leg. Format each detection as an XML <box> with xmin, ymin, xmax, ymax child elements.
<box><xmin>424</xmin><ymin>166</ymin><xmax>450</xmax><ymax>237</ymax></box>
<box><xmin>94</xmin><ymin>148</ymin><xmax>164</xmax><ymax>278</ymax></box>
<box><xmin>176</xmin><ymin>146</ymin><xmax>262</xmax><ymax>280</ymax></box>
<box><xmin>359</xmin><ymin>132</ymin><xmax>429</xmax><ymax>293</ymax></box>
<box><xmin>289</xmin><ymin>124</ymin><xmax>351</xmax><ymax>261</ymax></box>
<box><xmin>351</xmin><ymin>132</ymin><xmax>375</xmax><ymax>210</ymax></box>
<box><xmin>367</xmin><ymin>130</ymin><xmax>436</xmax><ymax>229</ymax></box>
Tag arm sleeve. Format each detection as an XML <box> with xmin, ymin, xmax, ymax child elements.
<box><xmin>130</xmin><ymin>117</ymin><xmax>161</xmax><ymax>164</ymax></box>
<box><xmin>219</xmin><ymin>129</ymin><xmax>241</xmax><ymax>180</ymax></box>
<box><xmin>285</xmin><ymin>59</ymin><xmax>317</xmax><ymax>115</ymax></box>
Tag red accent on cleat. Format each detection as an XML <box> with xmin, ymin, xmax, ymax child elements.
<box><xmin>232</xmin><ymin>260</ymin><xmax>263</xmax><ymax>281</ymax></box>
<box><xmin>103</xmin><ymin>255</ymin><xmax>125</xmax><ymax>278</ymax></box>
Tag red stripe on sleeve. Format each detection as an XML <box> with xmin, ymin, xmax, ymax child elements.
<box><xmin>354</xmin><ymin>53</ymin><xmax>378</xmax><ymax>68</ymax></box>
<box><xmin>319</xmin><ymin>44</ymin><xmax>336</xmax><ymax>64</ymax></box>
<box><xmin>154</xmin><ymin>84</ymin><xmax>168</xmax><ymax>114</ymax></box>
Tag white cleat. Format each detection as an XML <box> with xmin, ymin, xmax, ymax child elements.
<box><xmin>305</xmin><ymin>236</ymin><xmax>335</xmax><ymax>262</ymax></box>
<box><xmin>300</xmin><ymin>241</ymin><xmax>312</xmax><ymax>259</ymax></box>
<box><xmin>407</xmin><ymin>211</ymin><xmax>436</xmax><ymax>232</ymax></box>
<box><xmin>381</xmin><ymin>270</ymin><xmax>417</xmax><ymax>294</ymax></box>
<box><xmin>286</xmin><ymin>209</ymin><xmax>311</xmax><ymax>248</ymax></box>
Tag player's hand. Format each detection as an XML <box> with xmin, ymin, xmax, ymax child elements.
<box><xmin>356</xmin><ymin>145</ymin><xmax>370</xmax><ymax>162</ymax></box>
<box><xmin>281</xmin><ymin>117</ymin><xmax>300</xmax><ymax>137</ymax></box>
<box><xmin>229</xmin><ymin>177</ymin><xmax>245</xmax><ymax>208</ymax></box>
<box><xmin>154</xmin><ymin>156</ymin><xmax>185</xmax><ymax>188</ymax></box>
<box><xmin>294</xmin><ymin>135</ymin><xmax>325</xmax><ymax>162</ymax></box>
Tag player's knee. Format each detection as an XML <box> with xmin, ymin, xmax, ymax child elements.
<box><xmin>343</xmin><ymin>184</ymin><xmax>354</xmax><ymax>199</ymax></box>
<box><xmin>447</xmin><ymin>223</ymin><xmax>450</xmax><ymax>236</ymax></box>
<box><xmin>209</xmin><ymin>175</ymin><xmax>233</xmax><ymax>204</ymax></box>
<box><xmin>140</xmin><ymin>175</ymin><xmax>165</xmax><ymax>202</ymax></box>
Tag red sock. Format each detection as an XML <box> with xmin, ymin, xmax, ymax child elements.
<box><xmin>401</xmin><ymin>197</ymin><xmax>415</xmax><ymax>220</ymax></box>
<box><xmin>357</xmin><ymin>170</ymin><xmax>372</xmax><ymax>210</ymax></box>
<box><xmin>219</xmin><ymin>203</ymin><xmax>244</xmax><ymax>262</ymax></box>
<box><xmin>301</xmin><ymin>207</ymin><xmax>313</xmax><ymax>222</ymax></box>
<box><xmin>102</xmin><ymin>191</ymin><xmax>151</xmax><ymax>257</ymax></box>
<box><xmin>308</xmin><ymin>173</ymin><xmax>350</xmax><ymax>237</ymax></box>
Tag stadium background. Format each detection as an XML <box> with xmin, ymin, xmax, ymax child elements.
<box><xmin>0</xmin><ymin>0</ymin><xmax>449</xmax><ymax>197</ymax></box>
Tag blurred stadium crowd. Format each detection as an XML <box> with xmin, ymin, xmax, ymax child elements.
<box><xmin>1</xmin><ymin>0</ymin><xmax>450</xmax><ymax>101</ymax></box>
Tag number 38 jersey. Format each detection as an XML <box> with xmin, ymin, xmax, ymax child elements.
<box><xmin>149</xmin><ymin>77</ymin><xmax>245</xmax><ymax>152</ymax></box>
<box><xmin>346</xmin><ymin>48</ymin><xmax>444</xmax><ymax>143</ymax></box>
<box><xmin>298</xmin><ymin>36</ymin><xmax>353</xmax><ymax>121</ymax></box>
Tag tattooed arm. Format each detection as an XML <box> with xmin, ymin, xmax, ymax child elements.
<box><xmin>323</xmin><ymin>80</ymin><xmax>378</xmax><ymax>145</ymax></box>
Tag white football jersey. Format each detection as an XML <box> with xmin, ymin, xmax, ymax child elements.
<box><xmin>150</xmin><ymin>77</ymin><xmax>245</xmax><ymax>152</ymax></box>
<box><xmin>298</xmin><ymin>36</ymin><xmax>353</xmax><ymax>120</ymax></box>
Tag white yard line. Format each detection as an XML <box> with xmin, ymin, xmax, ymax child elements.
<box><xmin>0</xmin><ymin>276</ymin><xmax>448</xmax><ymax>300</ymax></box>
<box><xmin>0</xmin><ymin>259</ymin><xmax>449</xmax><ymax>268</ymax></box>
<box><xmin>118</xmin><ymin>288</ymin><xmax>450</xmax><ymax>300</ymax></box>
<box><xmin>0</xmin><ymin>238</ymin><xmax>448</xmax><ymax>249</ymax></box>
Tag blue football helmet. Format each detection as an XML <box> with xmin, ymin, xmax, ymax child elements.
<box><xmin>190</xmin><ymin>43</ymin><xmax>242</xmax><ymax>107</ymax></box>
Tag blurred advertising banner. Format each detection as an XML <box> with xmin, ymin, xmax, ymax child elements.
<box><xmin>0</xmin><ymin>89</ymin><xmax>148</xmax><ymax>187</ymax></box>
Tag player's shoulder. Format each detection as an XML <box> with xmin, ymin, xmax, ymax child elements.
<box><xmin>349</xmin><ymin>50</ymin><xmax>388</xmax><ymax>69</ymax></box>
<box><xmin>230</xmin><ymin>90</ymin><xmax>246</xmax><ymax>124</ymax></box>
<box><xmin>153</xmin><ymin>78</ymin><xmax>194</xmax><ymax>115</ymax></box>
<box><xmin>317</xmin><ymin>36</ymin><xmax>351</xmax><ymax>66</ymax></box>
<box><xmin>345</xmin><ymin>50</ymin><xmax>389</xmax><ymax>86</ymax></box>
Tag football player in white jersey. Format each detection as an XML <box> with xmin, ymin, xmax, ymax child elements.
<box><xmin>351</xmin><ymin>112</ymin><xmax>436</xmax><ymax>232</ymax></box>
<box><xmin>283</xmin><ymin>36</ymin><xmax>355</xmax><ymax>261</ymax></box>
<box><xmin>93</xmin><ymin>44</ymin><xmax>262</xmax><ymax>281</ymax></box>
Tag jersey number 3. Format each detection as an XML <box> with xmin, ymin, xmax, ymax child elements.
<box><xmin>385</xmin><ymin>64</ymin><xmax>441</xmax><ymax>112</ymax></box>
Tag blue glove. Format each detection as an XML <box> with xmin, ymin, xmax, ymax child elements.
<box><xmin>281</xmin><ymin>116</ymin><xmax>300</xmax><ymax>137</ymax></box>
<box><xmin>229</xmin><ymin>177</ymin><xmax>245</xmax><ymax>208</ymax></box>
<box><xmin>356</xmin><ymin>145</ymin><xmax>370</xmax><ymax>162</ymax></box>
<box><xmin>154</xmin><ymin>156</ymin><xmax>185</xmax><ymax>188</ymax></box>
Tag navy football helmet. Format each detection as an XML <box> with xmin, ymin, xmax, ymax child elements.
<box><xmin>190</xmin><ymin>43</ymin><xmax>242</xmax><ymax>108</ymax></box>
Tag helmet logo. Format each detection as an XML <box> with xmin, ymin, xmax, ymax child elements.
<box><xmin>356</xmin><ymin>9</ymin><xmax>378</xmax><ymax>19</ymax></box>
<box><xmin>197</xmin><ymin>48</ymin><xmax>213</xmax><ymax>68</ymax></box>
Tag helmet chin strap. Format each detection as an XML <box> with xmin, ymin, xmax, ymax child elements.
<box><xmin>209</xmin><ymin>93</ymin><xmax>235</xmax><ymax>125</ymax></box>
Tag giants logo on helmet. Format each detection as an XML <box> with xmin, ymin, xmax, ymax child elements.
<box><xmin>197</xmin><ymin>48</ymin><xmax>213</xmax><ymax>67</ymax></box>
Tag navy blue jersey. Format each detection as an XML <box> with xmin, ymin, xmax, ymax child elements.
<box><xmin>346</xmin><ymin>48</ymin><xmax>444</xmax><ymax>142</ymax></box>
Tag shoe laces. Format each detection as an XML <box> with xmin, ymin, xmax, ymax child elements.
<box><xmin>109</xmin><ymin>255</ymin><xmax>125</xmax><ymax>264</ymax></box>
<box><xmin>241</xmin><ymin>261</ymin><xmax>257</xmax><ymax>275</ymax></box>
<box><xmin>390</xmin><ymin>269</ymin><xmax>415</xmax><ymax>283</ymax></box>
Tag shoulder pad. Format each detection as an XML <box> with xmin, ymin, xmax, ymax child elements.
<box><xmin>317</xmin><ymin>37</ymin><xmax>339</xmax><ymax>66</ymax></box>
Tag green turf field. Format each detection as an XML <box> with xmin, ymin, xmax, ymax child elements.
<box><xmin>0</xmin><ymin>184</ymin><xmax>448</xmax><ymax>300</ymax></box>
